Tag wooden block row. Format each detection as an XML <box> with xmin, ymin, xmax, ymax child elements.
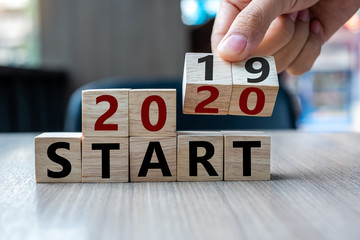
<box><xmin>82</xmin><ymin>89</ymin><xmax>176</xmax><ymax>137</ymax></box>
<box><xmin>35</xmin><ymin>131</ymin><xmax>270</xmax><ymax>183</ymax></box>
<box><xmin>183</xmin><ymin>53</ymin><xmax>279</xmax><ymax>116</ymax></box>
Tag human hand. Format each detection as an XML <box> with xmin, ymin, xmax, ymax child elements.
<box><xmin>211</xmin><ymin>0</ymin><xmax>360</xmax><ymax>75</ymax></box>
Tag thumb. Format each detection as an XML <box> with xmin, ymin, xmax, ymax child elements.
<box><xmin>217</xmin><ymin>0</ymin><xmax>297</xmax><ymax>62</ymax></box>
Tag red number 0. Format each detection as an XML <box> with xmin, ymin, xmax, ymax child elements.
<box><xmin>195</xmin><ymin>86</ymin><xmax>219</xmax><ymax>113</ymax></box>
<box><xmin>141</xmin><ymin>95</ymin><xmax>167</xmax><ymax>131</ymax></box>
<box><xmin>94</xmin><ymin>95</ymin><xmax>118</xmax><ymax>131</ymax></box>
<box><xmin>239</xmin><ymin>87</ymin><xmax>265</xmax><ymax>115</ymax></box>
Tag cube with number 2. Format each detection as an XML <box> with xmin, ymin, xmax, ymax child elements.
<box><xmin>82</xmin><ymin>89</ymin><xmax>130</xmax><ymax>137</ymax></box>
<box><xmin>182</xmin><ymin>53</ymin><xmax>232</xmax><ymax>115</ymax></box>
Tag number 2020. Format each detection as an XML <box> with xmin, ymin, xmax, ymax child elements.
<box><xmin>195</xmin><ymin>56</ymin><xmax>270</xmax><ymax>115</ymax></box>
<box><xmin>94</xmin><ymin>94</ymin><xmax>167</xmax><ymax>132</ymax></box>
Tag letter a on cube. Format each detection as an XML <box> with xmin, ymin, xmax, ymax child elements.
<box><xmin>130</xmin><ymin>137</ymin><xmax>176</xmax><ymax>182</ymax></box>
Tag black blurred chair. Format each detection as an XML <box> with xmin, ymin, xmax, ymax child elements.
<box><xmin>64</xmin><ymin>77</ymin><xmax>295</xmax><ymax>132</ymax></box>
<box><xmin>0</xmin><ymin>66</ymin><xmax>67</xmax><ymax>132</ymax></box>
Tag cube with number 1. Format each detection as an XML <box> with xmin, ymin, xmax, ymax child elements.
<box><xmin>182</xmin><ymin>53</ymin><xmax>233</xmax><ymax>115</ymax></box>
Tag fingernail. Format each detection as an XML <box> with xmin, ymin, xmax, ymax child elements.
<box><xmin>310</xmin><ymin>20</ymin><xmax>321</xmax><ymax>34</ymax></box>
<box><xmin>298</xmin><ymin>9</ymin><xmax>309</xmax><ymax>22</ymax></box>
<box><xmin>218</xmin><ymin>35</ymin><xmax>247</xmax><ymax>55</ymax></box>
<box><xmin>289</xmin><ymin>12</ymin><xmax>298</xmax><ymax>22</ymax></box>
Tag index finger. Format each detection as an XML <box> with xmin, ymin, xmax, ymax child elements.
<box><xmin>211</xmin><ymin>1</ymin><xmax>247</xmax><ymax>53</ymax></box>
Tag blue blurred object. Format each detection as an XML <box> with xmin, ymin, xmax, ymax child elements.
<box><xmin>296</xmin><ymin>70</ymin><xmax>352</xmax><ymax>131</ymax></box>
<box><xmin>181</xmin><ymin>0</ymin><xmax>220</xmax><ymax>25</ymax></box>
<box><xmin>64</xmin><ymin>77</ymin><xmax>296</xmax><ymax>132</ymax></box>
<box><xmin>294</xmin><ymin>39</ymin><xmax>356</xmax><ymax>132</ymax></box>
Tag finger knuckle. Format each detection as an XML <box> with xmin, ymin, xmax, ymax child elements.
<box><xmin>297</xmin><ymin>43</ymin><xmax>322</xmax><ymax>75</ymax></box>
<box><xmin>275</xmin><ymin>16</ymin><xmax>295</xmax><ymax>43</ymax></box>
<box><xmin>275</xmin><ymin>57</ymin><xmax>287</xmax><ymax>73</ymax></box>
<box><xmin>287</xmin><ymin>51</ymin><xmax>320</xmax><ymax>76</ymax></box>
<box><xmin>286</xmin><ymin>66</ymin><xmax>307</xmax><ymax>76</ymax></box>
<box><xmin>287</xmin><ymin>58</ymin><xmax>314</xmax><ymax>76</ymax></box>
<box><xmin>246</xmin><ymin>3</ymin><xmax>264</xmax><ymax>26</ymax></box>
<box><xmin>236</xmin><ymin>3</ymin><xmax>264</xmax><ymax>33</ymax></box>
<box><xmin>227</xmin><ymin>0</ymin><xmax>251</xmax><ymax>9</ymax></box>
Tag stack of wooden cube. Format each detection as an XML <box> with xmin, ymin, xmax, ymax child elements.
<box><xmin>35</xmin><ymin>53</ymin><xmax>278</xmax><ymax>183</ymax></box>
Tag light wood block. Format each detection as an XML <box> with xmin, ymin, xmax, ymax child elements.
<box><xmin>183</xmin><ymin>53</ymin><xmax>232</xmax><ymax>115</ymax></box>
<box><xmin>82</xmin><ymin>89</ymin><xmax>130</xmax><ymax>137</ymax></box>
<box><xmin>35</xmin><ymin>132</ymin><xmax>82</xmax><ymax>183</ymax></box>
<box><xmin>222</xmin><ymin>131</ymin><xmax>270</xmax><ymax>180</ymax></box>
<box><xmin>129</xmin><ymin>89</ymin><xmax>176</xmax><ymax>137</ymax></box>
<box><xmin>228</xmin><ymin>56</ymin><xmax>278</xmax><ymax>116</ymax></box>
<box><xmin>82</xmin><ymin>137</ymin><xmax>129</xmax><ymax>182</ymax></box>
<box><xmin>177</xmin><ymin>131</ymin><xmax>223</xmax><ymax>181</ymax></box>
<box><xmin>130</xmin><ymin>137</ymin><xmax>176</xmax><ymax>182</ymax></box>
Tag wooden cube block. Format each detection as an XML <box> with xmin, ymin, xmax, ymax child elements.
<box><xmin>82</xmin><ymin>137</ymin><xmax>129</xmax><ymax>182</ymax></box>
<box><xmin>228</xmin><ymin>56</ymin><xmax>278</xmax><ymax>116</ymax></box>
<box><xmin>130</xmin><ymin>137</ymin><xmax>176</xmax><ymax>182</ymax></box>
<box><xmin>129</xmin><ymin>89</ymin><xmax>176</xmax><ymax>137</ymax></box>
<box><xmin>183</xmin><ymin>53</ymin><xmax>232</xmax><ymax>115</ymax></box>
<box><xmin>222</xmin><ymin>131</ymin><xmax>270</xmax><ymax>180</ymax></box>
<box><xmin>82</xmin><ymin>89</ymin><xmax>130</xmax><ymax>137</ymax></box>
<box><xmin>177</xmin><ymin>131</ymin><xmax>223</xmax><ymax>181</ymax></box>
<box><xmin>35</xmin><ymin>132</ymin><xmax>82</xmax><ymax>183</ymax></box>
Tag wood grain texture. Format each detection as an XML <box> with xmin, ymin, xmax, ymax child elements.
<box><xmin>222</xmin><ymin>131</ymin><xmax>270</xmax><ymax>180</ymax></box>
<box><xmin>2</xmin><ymin>132</ymin><xmax>360</xmax><ymax>239</ymax></box>
<box><xmin>228</xmin><ymin>56</ymin><xmax>279</xmax><ymax>116</ymax></box>
<box><xmin>82</xmin><ymin>137</ymin><xmax>129</xmax><ymax>183</ymax></box>
<box><xmin>183</xmin><ymin>53</ymin><xmax>232</xmax><ymax>115</ymax></box>
<box><xmin>82</xmin><ymin>89</ymin><xmax>130</xmax><ymax>137</ymax></box>
<box><xmin>35</xmin><ymin>132</ymin><xmax>82</xmax><ymax>182</ymax></box>
<box><xmin>177</xmin><ymin>131</ymin><xmax>223</xmax><ymax>181</ymax></box>
<box><xmin>129</xmin><ymin>89</ymin><xmax>176</xmax><ymax>137</ymax></box>
<box><xmin>130</xmin><ymin>137</ymin><xmax>176</xmax><ymax>182</ymax></box>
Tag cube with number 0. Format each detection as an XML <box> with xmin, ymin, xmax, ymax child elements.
<box><xmin>228</xmin><ymin>56</ymin><xmax>279</xmax><ymax>116</ymax></box>
<box><xmin>182</xmin><ymin>53</ymin><xmax>232</xmax><ymax>115</ymax></box>
<box><xmin>129</xmin><ymin>89</ymin><xmax>176</xmax><ymax>137</ymax></box>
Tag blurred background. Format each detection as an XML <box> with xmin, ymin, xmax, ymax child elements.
<box><xmin>0</xmin><ymin>0</ymin><xmax>359</xmax><ymax>132</ymax></box>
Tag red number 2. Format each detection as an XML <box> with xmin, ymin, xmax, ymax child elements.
<box><xmin>94</xmin><ymin>95</ymin><xmax>118</xmax><ymax>131</ymax></box>
<box><xmin>195</xmin><ymin>86</ymin><xmax>219</xmax><ymax>113</ymax></box>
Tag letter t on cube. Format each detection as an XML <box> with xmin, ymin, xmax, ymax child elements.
<box><xmin>228</xmin><ymin>56</ymin><xmax>278</xmax><ymax>116</ymax></box>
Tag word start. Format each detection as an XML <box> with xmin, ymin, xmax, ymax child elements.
<box><xmin>35</xmin><ymin>54</ymin><xmax>278</xmax><ymax>182</ymax></box>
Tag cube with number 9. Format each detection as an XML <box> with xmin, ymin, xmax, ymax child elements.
<box><xmin>228</xmin><ymin>56</ymin><xmax>279</xmax><ymax>116</ymax></box>
<box><xmin>182</xmin><ymin>53</ymin><xmax>232</xmax><ymax>115</ymax></box>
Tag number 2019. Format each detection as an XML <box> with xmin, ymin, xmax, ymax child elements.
<box><xmin>195</xmin><ymin>56</ymin><xmax>270</xmax><ymax>115</ymax></box>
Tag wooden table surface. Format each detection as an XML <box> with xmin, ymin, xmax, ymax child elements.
<box><xmin>1</xmin><ymin>131</ymin><xmax>360</xmax><ymax>240</ymax></box>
